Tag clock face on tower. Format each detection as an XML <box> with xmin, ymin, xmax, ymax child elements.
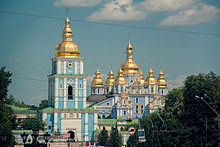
<box><xmin>68</xmin><ymin>62</ymin><xmax>73</xmax><ymax>68</ymax></box>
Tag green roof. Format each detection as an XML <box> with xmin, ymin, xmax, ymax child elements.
<box><xmin>41</xmin><ymin>107</ymin><xmax>97</xmax><ymax>111</ymax></box>
<box><xmin>10</xmin><ymin>105</ymin><xmax>37</xmax><ymax>113</ymax></box>
<box><xmin>98</xmin><ymin>119</ymin><xmax>139</xmax><ymax>126</ymax></box>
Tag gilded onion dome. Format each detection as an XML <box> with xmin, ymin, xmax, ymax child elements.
<box><xmin>157</xmin><ymin>65</ymin><xmax>167</xmax><ymax>88</ymax></box>
<box><xmin>121</xmin><ymin>33</ymin><xmax>139</xmax><ymax>74</ymax></box>
<box><xmin>145</xmin><ymin>63</ymin><xmax>157</xmax><ymax>85</ymax></box>
<box><xmin>115</xmin><ymin>67</ymin><xmax>128</xmax><ymax>85</ymax></box>
<box><xmin>105</xmin><ymin>66</ymin><xmax>115</xmax><ymax>86</ymax></box>
<box><xmin>55</xmin><ymin>10</ymin><xmax>80</xmax><ymax>58</ymax></box>
<box><xmin>92</xmin><ymin>65</ymin><xmax>104</xmax><ymax>87</ymax></box>
<box><xmin>139</xmin><ymin>65</ymin><xmax>145</xmax><ymax>85</ymax></box>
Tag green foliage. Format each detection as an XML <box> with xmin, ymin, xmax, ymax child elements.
<box><xmin>108</xmin><ymin>126</ymin><xmax>122</xmax><ymax>147</ymax></box>
<box><xmin>98</xmin><ymin>127</ymin><xmax>109</xmax><ymax>146</ymax></box>
<box><xmin>20</xmin><ymin>116</ymin><xmax>45</xmax><ymax>131</ymax></box>
<box><xmin>38</xmin><ymin>99</ymin><xmax>48</xmax><ymax>110</ymax></box>
<box><xmin>128</xmin><ymin>71</ymin><xmax>220</xmax><ymax>147</ymax></box>
<box><xmin>0</xmin><ymin>67</ymin><xmax>15</xmax><ymax>147</ymax></box>
<box><xmin>0</xmin><ymin>67</ymin><xmax>12</xmax><ymax>101</ymax></box>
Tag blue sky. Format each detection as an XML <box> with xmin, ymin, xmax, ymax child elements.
<box><xmin>0</xmin><ymin>0</ymin><xmax>219</xmax><ymax>105</ymax></box>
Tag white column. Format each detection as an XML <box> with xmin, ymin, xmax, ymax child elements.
<box><xmin>55</xmin><ymin>78</ymin><xmax>58</xmax><ymax>108</ymax></box>
<box><xmin>94</xmin><ymin>113</ymin><xmax>98</xmax><ymax>130</ymax></box>
<box><xmin>64</xmin><ymin>61</ymin><xmax>66</xmax><ymax>74</ymax></box>
<box><xmin>57</xmin><ymin>60</ymin><xmax>61</xmax><ymax>74</ymax></box>
<box><xmin>85</xmin><ymin>113</ymin><xmax>88</xmax><ymax>141</ymax></box>
<box><xmin>75</xmin><ymin>61</ymin><xmax>77</xmax><ymax>74</ymax></box>
<box><xmin>75</xmin><ymin>78</ymin><xmax>78</xmax><ymax>108</ymax></box>
<box><xmin>83</xmin><ymin>78</ymin><xmax>87</xmax><ymax>108</ymax></box>
<box><xmin>80</xmin><ymin>60</ymin><xmax>83</xmax><ymax>74</ymax></box>
<box><xmin>54</xmin><ymin>113</ymin><xmax>57</xmax><ymax>131</ymax></box>
<box><xmin>64</xmin><ymin>78</ymin><xmax>67</xmax><ymax>108</ymax></box>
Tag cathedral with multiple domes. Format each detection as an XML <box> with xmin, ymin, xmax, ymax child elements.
<box><xmin>87</xmin><ymin>34</ymin><xmax>168</xmax><ymax>119</ymax></box>
<box><xmin>40</xmin><ymin>10</ymin><xmax>168</xmax><ymax>142</ymax></box>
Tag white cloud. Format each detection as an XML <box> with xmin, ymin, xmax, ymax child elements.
<box><xmin>140</xmin><ymin>0</ymin><xmax>196</xmax><ymax>12</ymax></box>
<box><xmin>53</xmin><ymin>0</ymin><xmax>102</xmax><ymax>7</ymax></box>
<box><xmin>87</xmin><ymin>0</ymin><xmax>146</xmax><ymax>21</ymax></box>
<box><xmin>168</xmin><ymin>75</ymin><xmax>186</xmax><ymax>90</ymax></box>
<box><xmin>160</xmin><ymin>3</ymin><xmax>220</xmax><ymax>26</ymax></box>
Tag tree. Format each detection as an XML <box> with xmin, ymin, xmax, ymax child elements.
<box><xmin>0</xmin><ymin>67</ymin><xmax>12</xmax><ymax>101</ymax></box>
<box><xmin>98</xmin><ymin>127</ymin><xmax>109</xmax><ymax>146</ymax></box>
<box><xmin>0</xmin><ymin>67</ymin><xmax>15</xmax><ymax>147</ymax></box>
<box><xmin>20</xmin><ymin>116</ymin><xmax>45</xmax><ymax>131</ymax></box>
<box><xmin>108</xmin><ymin>126</ymin><xmax>122</xmax><ymax>147</ymax></box>
<box><xmin>38</xmin><ymin>99</ymin><xmax>48</xmax><ymax>110</ymax></box>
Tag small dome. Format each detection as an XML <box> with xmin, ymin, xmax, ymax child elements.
<box><xmin>157</xmin><ymin>65</ymin><xmax>167</xmax><ymax>88</ymax></box>
<box><xmin>139</xmin><ymin>66</ymin><xmax>145</xmax><ymax>85</ymax></box>
<box><xmin>145</xmin><ymin>63</ymin><xmax>157</xmax><ymax>85</ymax></box>
<box><xmin>105</xmin><ymin>68</ymin><xmax>115</xmax><ymax>86</ymax></box>
<box><xmin>92</xmin><ymin>65</ymin><xmax>104</xmax><ymax>87</ymax></box>
<box><xmin>115</xmin><ymin>67</ymin><xmax>128</xmax><ymax>85</ymax></box>
<box><xmin>55</xmin><ymin>16</ymin><xmax>80</xmax><ymax>58</ymax></box>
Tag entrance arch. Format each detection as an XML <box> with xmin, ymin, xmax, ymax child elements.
<box><xmin>68</xmin><ymin>131</ymin><xmax>75</xmax><ymax>139</ymax></box>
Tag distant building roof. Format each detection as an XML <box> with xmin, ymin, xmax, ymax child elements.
<box><xmin>9</xmin><ymin>105</ymin><xmax>37</xmax><ymax>114</ymax></box>
<box><xmin>86</xmin><ymin>94</ymin><xmax>107</xmax><ymax>103</ymax></box>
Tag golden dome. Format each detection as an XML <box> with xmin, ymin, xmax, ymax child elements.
<box><xmin>139</xmin><ymin>65</ymin><xmax>145</xmax><ymax>85</ymax></box>
<box><xmin>145</xmin><ymin>63</ymin><xmax>157</xmax><ymax>85</ymax></box>
<box><xmin>55</xmin><ymin>13</ymin><xmax>80</xmax><ymax>58</ymax></box>
<box><xmin>105</xmin><ymin>66</ymin><xmax>115</xmax><ymax>86</ymax></box>
<box><xmin>157</xmin><ymin>65</ymin><xmax>167</xmax><ymax>88</ymax></box>
<box><xmin>121</xmin><ymin>33</ymin><xmax>139</xmax><ymax>74</ymax></box>
<box><xmin>115</xmin><ymin>67</ymin><xmax>128</xmax><ymax>85</ymax></box>
<box><xmin>92</xmin><ymin>65</ymin><xmax>104</xmax><ymax>87</ymax></box>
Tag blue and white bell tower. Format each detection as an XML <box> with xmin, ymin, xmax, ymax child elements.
<box><xmin>41</xmin><ymin>10</ymin><xmax>98</xmax><ymax>142</ymax></box>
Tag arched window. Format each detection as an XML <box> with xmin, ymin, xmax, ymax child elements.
<box><xmin>98</xmin><ymin>89</ymin><xmax>99</xmax><ymax>94</ymax></box>
<box><xmin>151</xmin><ymin>87</ymin><xmax>154</xmax><ymax>93</ymax></box>
<box><xmin>68</xmin><ymin>86</ymin><xmax>73</xmax><ymax>99</ymax></box>
<box><xmin>161</xmin><ymin>90</ymin><xmax>164</xmax><ymax>95</ymax></box>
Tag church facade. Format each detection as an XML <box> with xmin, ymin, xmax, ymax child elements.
<box><xmin>40</xmin><ymin>13</ymin><xmax>98</xmax><ymax>142</ymax></box>
<box><xmin>87</xmin><ymin>35</ymin><xmax>168</xmax><ymax>119</ymax></box>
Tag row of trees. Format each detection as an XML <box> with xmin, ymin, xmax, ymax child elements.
<box><xmin>98</xmin><ymin>126</ymin><xmax>122</xmax><ymax>147</ymax></box>
<box><xmin>127</xmin><ymin>71</ymin><xmax>220</xmax><ymax>146</ymax></box>
<box><xmin>0</xmin><ymin>67</ymin><xmax>47</xmax><ymax>146</ymax></box>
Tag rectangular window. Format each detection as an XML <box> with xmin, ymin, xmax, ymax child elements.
<box><xmin>124</xmin><ymin>111</ymin><xmax>126</xmax><ymax>116</ymax></box>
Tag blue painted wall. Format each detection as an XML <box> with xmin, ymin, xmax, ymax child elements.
<box><xmin>88</xmin><ymin>113</ymin><xmax>94</xmax><ymax>141</ymax></box>
<box><xmin>46</xmin><ymin>113</ymin><xmax>54</xmax><ymax>133</ymax></box>
<box><xmin>81</xmin><ymin>113</ymin><xmax>85</xmax><ymax>141</ymax></box>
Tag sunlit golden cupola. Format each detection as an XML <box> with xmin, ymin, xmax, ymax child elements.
<box><xmin>157</xmin><ymin>65</ymin><xmax>167</xmax><ymax>88</ymax></box>
<box><xmin>55</xmin><ymin>8</ymin><xmax>80</xmax><ymax>58</ymax></box>
<box><xmin>105</xmin><ymin>65</ymin><xmax>115</xmax><ymax>86</ymax></box>
<box><xmin>145</xmin><ymin>63</ymin><xmax>157</xmax><ymax>85</ymax></box>
<box><xmin>121</xmin><ymin>33</ymin><xmax>139</xmax><ymax>74</ymax></box>
<box><xmin>139</xmin><ymin>65</ymin><xmax>145</xmax><ymax>85</ymax></box>
<box><xmin>92</xmin><ymin>64</ymin><xmax>104</xmax><ymax>87</ymax></box>
<box><xmin>115</xmin><ymin>67</ymin><xmax>128</xmax><ymax>85</ymax></box>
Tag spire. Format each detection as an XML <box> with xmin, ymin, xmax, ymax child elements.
<box><xmin>139</xmin><ymin>64</ymin><xmax>145</xmax><ymax>85</ymax></box>
<box><xmin>121</xmin><ymin>33</ymin><xmax>139</xmax><ymax>74</ymax></box>
<box><xmin>105</xmin><ymin>64</ymin><xmax>115</xmax><ymax>86</ymax></box>
<box><xmin>63</xmin><ymin>7</ymin><xmax>72</xmax><ymax>41</ymax></box>
<box><xmin>157</xmin><ymin>65</ymin><xmax>167</xmax><ymax>88</ymax></box>
<box><xmin>146</xmin><ymin>62</ymin><xmax>157</xmax><ymax>85</ymax></box>
<box><xmin>55</xmin><ymin>8</ymin><xmax>80</xmax><ymax>58</ymax></box>
<box><xmin>92</xmin><ymin>64</ymin><xmax>103</xmax><ymax>87</ymax></box>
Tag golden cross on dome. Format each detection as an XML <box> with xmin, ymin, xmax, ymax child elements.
<box><xmin>129</xmin><ymin>32</ymin><xmax>131</xmax><ymax>43</ymax></box>
<box><xmin>66</xmin><ymin>7</ymin><xmax>69</xmax><ymax>17</ymax></box>
<box><xmin>160</xmin><ymin>64</ymin><xmax>162</xmax><ymax>70</ymax></box>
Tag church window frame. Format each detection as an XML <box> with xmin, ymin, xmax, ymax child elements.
<box><xmin>68</xmin><ymin>85</ymin><xmax>73</xmax><ymax>99</ymax></box>
<box><xmin>151</xmin><ymin>87</ymin><xmax>154</xmax><ymax>93</ymax></box>
<box><xmin>135</xmin><ymin>98</ymin><xmax>138</xmax><ymax>103</ymax></box>
<box><xmin>60</xmin><ymin>82</ymin><xmax>63</xmax><ymax>88</ymax></box>
<box><xmin>141</xmin><ymin>105</ymin><xmax>144</xmax><ymax>113</ymax></box>
<box><xmin>123</xmin><ymin>111</ymin><xmax>126</xmax><ymax>116</ymax></box>
<box><xmin>161</xmin><ymin>90</ymin><xmax>164</xmax><ymax>95</ymax></box>
<box><xmin>135</xmin><ymin>105</ymin><xmax>139</xmax><ymax>113</ymax></box>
